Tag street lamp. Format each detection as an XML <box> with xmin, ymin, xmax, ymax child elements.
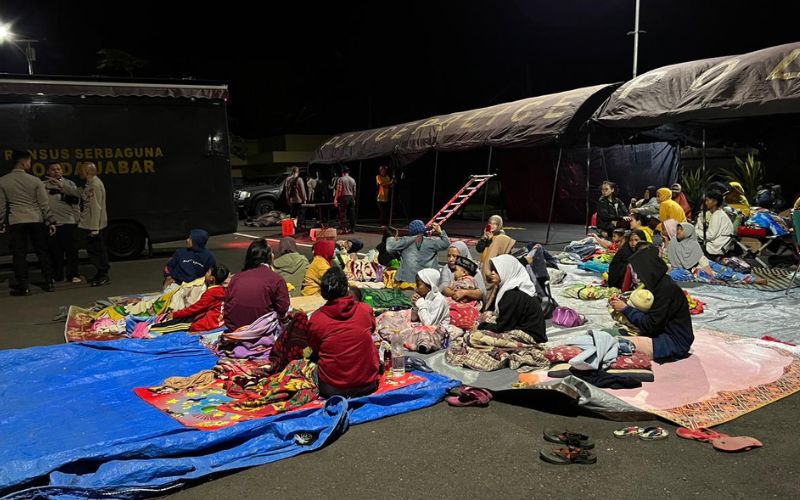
<box><xmin>0</xmin><ymin>22</ymin><xmax>38</xmax><ymax>75</ymax></box>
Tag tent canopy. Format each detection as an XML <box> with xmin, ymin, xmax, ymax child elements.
<box><xmin>594</xmin><ymin>41</ymin><xmax>800</xmax><ymax>130</ymax></box>
<box><xmin>312</xmin><ymin>83</ymin><xmax>618</xmax><ymax>164</ymax></box>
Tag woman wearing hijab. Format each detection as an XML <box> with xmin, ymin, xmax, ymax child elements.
<box><xmin>670</xmin><ymin>183</ymin><xmax>693</xmax><ymax>220</ymax></box>
<box><xmin>224</xmin><ymin>239</ymin><xmax>289</xmax><ymax>331</ymax></box>
<box><xmin>438</xmin><ymin>240</ymin><xmax>488</xmax><ymax>300</ymax></box>
<box><xmin>609</xmin><ymin>246</ymin><xmax>693</xmax><ymax>360</ymax></box>
<box><xmin>477</xmin><ymin>254</ymin><xmax>546</xmax><ymax>343</ymax></box>
<box><xmin>724</xmin><ymin>181</ymin><xmax>751</xmax><ymax>217</ymax></box>
<box><xmin>386</xmin><ymin>220</ymin><xmax>450</xmax><ymax>283</ymax></box>
<box><xmin>302</xmin><ymin>240</ymin><xmax>336</xmax><ymax>296</ymax></box>
<box><xmin>656</xmin><ymin>188</ymin><xmax>687</xmax><ymax>231</ymax></box>
<box><xmin>476</xmin><ymin>214</ymin><xmax>506</xmax><ymax>253</ymax></box>
<box><xmin>272</xmin><ymin>237</ymin><xmax>309</xmax><ymax>297</ymax></box>
<box><xmin>631</xmin><ymin>185</ymin><xmax>659</xmax><ymax>218</ymax></box>
<box><xmin>667</xmin><ymin>223</ymin><xmax>765</xmax><ymax>284</ymax></box>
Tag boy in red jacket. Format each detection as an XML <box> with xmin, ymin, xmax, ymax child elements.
<box><xmin>308</xmin><ymin>267</ymin><xmax>380</xmax><ymax>397</ymax></box>
<box><xmin>151</xmin><ymin>264</ymin><xmax>229</xmax><ymax>334</ymax></box>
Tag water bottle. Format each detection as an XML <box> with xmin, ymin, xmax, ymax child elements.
<box><xmin>390</xmin><ymin>330</ymin><xmax>405</xmax><ymax>377</ymax></box>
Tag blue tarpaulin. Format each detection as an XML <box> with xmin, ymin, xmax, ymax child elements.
<box><xmin>0</xmin><ymin>334</ymin><xmax>457</xmax><ymax>499</ymax></box>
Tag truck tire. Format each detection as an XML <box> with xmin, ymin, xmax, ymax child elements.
<box><xmin>254</xmin><ymin>197</ymin><xmax>275</xmax><ymax>216</ymax></box>
<box><xmin>106</xmin><ymin>222</ymin><xmax>146</xmax><ymax>260</ymax></box>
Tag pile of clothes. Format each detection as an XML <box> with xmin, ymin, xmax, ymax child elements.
<box><xmin>445</xmin><ymin>329</ymin><xmax>549</xmax><ymax>372</ymax></box>
<box><xmin>243</xmin><ymin>210</ymin><xmax>291</xmax><ymax>228</ymax></box>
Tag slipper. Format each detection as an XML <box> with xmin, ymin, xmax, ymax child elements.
<box><xmin>539</xmin><ymin>446</ymin><xmax>597</xmax><ymax>465</ymax></box>
<box><xmin>613</xmin><ymin>426</ymin><xmax>642</xmax><ymax>439</ymax></box>
<box><xmin>639</xmin><ymin>426</ymin><xmax>669</xmax><ymax>441</ymax></box>
<box><xmin>676</xmin><ymin>427</ymin><xmax>727</xmax><ymax>442</ymax></box>
<box><xmin>405</xmin><ymin>356</ymin><xmax>434</xmax><ymax>373</ymax></box>
<box><xmin>710</xmin><ymin>436</ymin><xmax>763</xmax><ymax>452</ymax></box>
<box><xmin>543</xmin><ymin>430</ymin><xmax>595</xmax><ymax>449</ymax></box>
<box><xmin>446</xmin><ymin>387</ymin><xmax>492</xmax><ymax>407</ymax></box>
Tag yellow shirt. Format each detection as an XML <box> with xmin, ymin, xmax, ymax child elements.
<box><xmin>641</xmin><ymin>225</ymin><xmax>654</xmax><ymax>242</ymax></box>
<box><xmin>301</xmin><ymin>256</ymin><xmax>330</xmax><ymax>296</ymax></box>
<box><xmin>657</xmin><ymin>199</ymin><xmax>687</xmax><ymax>230</ymax></box>
<box><xmin>376</xmin><ymin>175</ymin><xmax>392</xmax><ymax>202</ymax></box>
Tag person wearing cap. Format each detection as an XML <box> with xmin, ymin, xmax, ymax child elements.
<box><xmin>670</xmin><ymin>183</ymin><xmax>693</xmax><ymax>220</ymax></box>
<box><xmin>442</xmin><ymin>255</ymin><xmax>483</xmax><ymax>329</ymax></box>
<box><xmin>695</xmin><ymin>190</ymin><xmax>734</xmax><ymax>256</ymax></box>
<box><xmin>386</xmin><ymin>220</ymin><xmax>450</xmax><ymax>283</ymax></box>
<box><xmin>724</xmin><ymin>181</ymin><xmax>751</xmax><ymax>218</ymax></box>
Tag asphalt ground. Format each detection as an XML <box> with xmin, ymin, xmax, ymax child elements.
<box><xmin>1</xmin><ymin>225</ymin><xmax>798</xmax><ymax>499</ymax></box>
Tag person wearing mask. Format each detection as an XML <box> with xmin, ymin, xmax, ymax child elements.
<box><xmin>224</xmin><ymin>239</ymin><xmax>289</xmax><ymax>331</ymax></box>
<box><xmin>302</xmin><ymin>240</ymin><xmax>336</xmax><ymax>296</ymax></box>
<box><xmin>671</xmin><ymin>183</ymin><xmax>693</xmax><ymax>220</ymax></box>
<box><xmin>163</xmin><ymin>229</ymin><xmax>216</xmax><ymax>288</ymax></box>
<box><xmin>376</xmin><ymin>165</ymin><xmax>393</xmax><ymax>227</ymax></box>
<box><xmin>44</xmin><ymin>162</ymin><xmax>82</xmax><ymax>283</ymax></box>
<box><xmin>477</xmin><ymin>254</ymin><xmax>546</xmax><ymax>343</ymax></box>
<box><xmin>77</xmin><ymin>162</ymin><xmax>110</xmax><ymax>287</ymax></box>
<box><xmin>334</xmin><ymin>166</ymin><xmax>357</xmax><ymax>234</ymax></box>
<box><xmin>609</xmin><ymin>246</ymin><xmax>693</xmax><ymax>360</ymax></box>
<box><xmin>695</xmin><ymin>191</ymin><xmax>734</xmax><ymax>257</ymax></box>
<box><xmin>307</xmin><ymin>267</ymin><xmax>380</xmax><ymax>398</ymax></box>
<box><xmin>387</xmin><ymin>220</ymin><xmax>450</xmax><ymax>284</ymax></box>
<box><xmin>596</xmin><ymin>181</ymin><xmax>628</xmax><ymax>237</ymax></box>
<box><xmin>724</xmin><ymin>181</ymin><xmax>751</xmax><ymax>218</ymax></box>
<box><xmin>656</xmin><ymin>187</ymin><xmax>686</xmax><ymax>232</ymax></box>
<box><xmin>273</xmin><ymin>237</ymin><xmax>310</xmax><ymax>297</ymax></box>
<box><xmin>0</xmin><ymin>150</ymin><xmax>57</xmax><ymax>295</ymax></box>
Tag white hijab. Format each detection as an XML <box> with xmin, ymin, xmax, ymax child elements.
<box><xmin>416</xmin><ymin>268</ymin><xmax>441</xmax><ymax>295</ymax></box>
<box><xmin>490</xmin><ymin>254</ymin><xmax>537</xmax><ymax>313</ymax></box>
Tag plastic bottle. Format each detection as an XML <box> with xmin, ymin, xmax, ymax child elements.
<box><xmin>390</xmin><ymin>330</ymin><xmax>405</xmax><ymax>377</ymax></box>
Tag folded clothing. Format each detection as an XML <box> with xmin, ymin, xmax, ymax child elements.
<box><xmin>544</xmin><ymin>345</ymin><xmax>652</xmax><ymax>370</ymax></box>
<box><xmin>445</xmin><ymin>329</ymin><xmax>548</xmax><ymax>372</ymax></box>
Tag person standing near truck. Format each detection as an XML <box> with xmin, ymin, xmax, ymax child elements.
<box><xmin>45</xmin><ymin>162</ymin><xmax>82</xmax><ymax>283</ymax></box>
<box><xmin>0</xmin><ymin>150</ymin><xmax>57</xmax><ymax>296</ymax></box>
<box><xmin>334</xmin><ymin>165</ymin><xmax>357</xmax><ymax>234</ymax></box>
<box><xmin>284</xmin><ymin>166</ymin><xmax>307</xmax><ymax>218</ymax></box>
<box><xmin>77</xmin><ymin>162</ymin><xmax>111</xmax><ymax>287</ymax></box>
<box><xmin>376</xmin><ymin>165</ymin><xmax>393</xmax><ymax>227</ymax></box>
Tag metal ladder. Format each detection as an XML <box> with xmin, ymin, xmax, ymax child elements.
<box><xmin>426</xmin><ymin>174</ymin><xmax>495</xmax><ymax>227</ymax></box>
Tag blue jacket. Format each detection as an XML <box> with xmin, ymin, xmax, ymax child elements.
<box><xmin>166</xmin><ymin>229</ymin><xmax>216</xmax><ymax>284</ymax></box>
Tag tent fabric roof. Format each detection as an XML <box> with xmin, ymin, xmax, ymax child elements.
<box><xmin>594</xmin><ymin>41</ymin><xmax>800</xmax><ymax>129</ymax></box>
<box><xmin>0</xmin><ymin>75</ymin><xmax>228</xmax><ymax>100</ymax></box>
<box><xmin>312</xmin><ymin>83</ymin><xmax>618</xmax><ymax>164</ymax></box>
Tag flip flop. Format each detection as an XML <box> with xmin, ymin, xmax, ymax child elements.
<box><xmin>613</xmin><ymin>426</ymin><xmax>642</xmax><ymax>439</ymax></box>
<box><xmin>639</xmin><ymin>426</ymin><xmax>669</xmax><ymax>441</ymax></box>
<box><xmin>539</xmin><ymin>446</ymin><xmax>597</xmax><ymax>465</ymax></box>
<box><xmin>676</xmin><ymin>427</ymin><xmax>728</xmax><ymax>442</ymax></box>
<box><xmin>543</xmin><ymin>430</ymin><xmax>595</xmax><ymax>449</ymax></box>
<box><xmin>446</xmin><ymin>387</ymin><xmax>492</xmax><ymax>407</ymax></box>
<box><xmin>710</xmin><ymin>436</ymin><xmax>763</xmax><ymax>453</ymax></box>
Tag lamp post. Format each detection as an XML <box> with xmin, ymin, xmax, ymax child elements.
<box><xmin>0</xmin><ymin>23</ymin><xmax>38</xmax><ymax>75</ymax></box>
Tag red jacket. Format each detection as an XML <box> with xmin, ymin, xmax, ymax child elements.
<box><xmin>307</xmin><ymin>295</ymin><xmax>379</xmax><ymax>390</ymax></box>
<box><xmin>224</xmin><ymin>265</ymin><xmax>290</xmax><ymax>331</ymax></box>
<box><xmin>171</xmin><ymin>285</ymin><xmax>225</xmax><ymax>332</ymax></box>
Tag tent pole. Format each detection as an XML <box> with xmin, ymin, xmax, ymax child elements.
<box><xmin>701</xmin><ymin>128</ymin><xmax>708</xmax><ymax>253</ymax></box>
<box><xmin>585</xmin><ymin>128</ymin><xmax>592</xmax><ymax>233</ymax></box>
<box><xmin>430</xmin><ymin>150</ymin><xmax>440</xmax><ymax>218</ymax></box>
<box><xmin>545</xmin><ymin>144</ymin><xmax>564</xmax><ymax>245</ymax></box>
<box><xmin>481</xmin><ymin>146</ymin><xmax>494</xmax><ymax>226</ymax></box>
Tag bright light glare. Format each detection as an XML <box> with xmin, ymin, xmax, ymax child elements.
<box><xmin>0</xmin><ymin>23</ymin><xmax>13</xmax><ymax>43</ymax></box>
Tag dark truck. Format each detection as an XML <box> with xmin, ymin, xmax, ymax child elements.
<box><xmin>233</xmin><ymin>174</ymin><xmax>288</xmax><ymax>217</ymax></box>
<box><xmin>0</xmin><ymin>75</ymin><xmax>237</xmax><ymax>259</ymax></box>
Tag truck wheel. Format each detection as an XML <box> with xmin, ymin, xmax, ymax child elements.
<box><xmin>106</xmin><ymin>222</ymin><xmax>146</xmax><ymax>260</ymax></box>
<box><xmin>254</xmin><ymin>198</ymin><xmax>275</xmax><ymax>216</ymax></box>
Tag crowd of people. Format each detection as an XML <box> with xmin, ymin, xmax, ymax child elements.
<box><xmin>0</xmin><ymin>150</ymin><xmax>110</xmax><ymax>296</ymax></box>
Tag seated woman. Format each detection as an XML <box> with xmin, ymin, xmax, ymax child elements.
<box><xmin>386</xmin><ymin>220</ymin><xmax>450</xmax><ymax>284</ymax></box>
<box><xmin>302</xmin><ymin>240</ymin><xmax>336</xmax><ymax>296</ymax></box>
<box><xmin>224</xmin><ymin>239</ymin><xmax>290</xmax><ymax>331</ymax></box>
<box><xmin>375</xmin><ymin>268</ymin><xmax>455</xmax><ymax>353</ymax></box>
<box><xmin>163</xmin><ymin>229</ymin><xmax>216</xmax><ymax>289</ymax></box>
<box><xmin>629</xmin><ymin>213</ymin><xmax>653</xmax><ymax>242</ymax></box>
<box><xmin>695</xmin><ymin>191</ymin><xmax>734</xmax><ymax>257</ymax></box>
<box><xmin>671</xmin><ymin>183</ymin><xmax>693</xmax><ymax>220</ymax></box>
<box><xmin>152</xmin><ymin>264</ymin><xmax>229</xmax><ymax>334</ymax></box>
<box><xmin>443</xmin><ymin>256</ymin><xmax>483</xmax><ymax>329</ymax></box>
<box><xmin>667</xmin><ymin>222</ymin><xmax>766</xmax><ymax>285</ymax></box>
<box><xmin>477</xmin><ymin>254</ymin><xmax>546</xmax><ymax>343</ymax></box>
<box><xmin>724</xmin><ymin>181</ymin><xmax>751</xmax><ymax>218</ymax></box>
<box><xmin>476</xmin><ymin>214</ymin><xmax>506</xmax><ymax>254</ymax></box>
<box><xmin>308</xmin><ymin>267</ymin><xmax>380</xmax><ymax>398</ymax></box>
<box><xmin>334</xmin><ymin>238</ymin><xmax>364</xmax><ymax>266</ymax></box>
<box><xmin>656</xmin><ymin>188</ymin><xmax>686</xmax><ymax>231</ymax></box>
<box><xmin>607</xmin><ymin>231</ymin><xmax>632</xmax><ymax>290</ymax></box>
<box><xmin>596</xmin><ymin>181</ymin><xmax>628</xmax><ymax>236</ymax></box>
<box><xmin>609</xmin><ymin>246</ymin><xmax>693</xmax><ymax>360</ymax></box>
<box><xmin>438</xmin><ymin>241</ymin><xmax>487</xmax><ymax>300</ymax></box>
<box><xmin>272</xmin><ymin>237</ymin><xmax>309</xmax><ymax>297</ymax></box>
<box><xmin>630</xmin><ymin>185</ymin><xmax>659</xmax><ymax>218</ymax></box>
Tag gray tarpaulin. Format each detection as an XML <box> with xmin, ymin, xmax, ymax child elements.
<box><xmin>594</xmin><ymin>41</ymin><xmax>800</xmax><ymax>129</ymax></box>
<box><xmin>312</xmin><ymin>84</ymin><xmax>618</xmax><ymax>164</ymax></box>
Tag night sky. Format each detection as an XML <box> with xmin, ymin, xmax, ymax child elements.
<box><xmin>0</xmin><ymin>1</ymin><xmax>795</xmax><ymax>138</ymax></box>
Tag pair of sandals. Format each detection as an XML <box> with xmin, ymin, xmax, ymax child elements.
<box><xmin>445</xmin><ymin>386</ymin><xmax>492</xmax><ymax>407</ymax></box>
<box><xmin>539</xmin><ymin>430</ymin><xmax>597</xmax><ymax>465</ymax></box>
<box><xmin>677</xmin><ymin>427</ymin><xmax>762</xmax><ymax>452</ymax></box>
<box><xmin>614</xmin><ymin>426</ymin><xmax>670</xmax><ymax>441</ymax></box>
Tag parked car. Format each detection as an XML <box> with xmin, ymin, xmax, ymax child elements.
<box><xmin>233</xmin><ymin>174</ymin><xmax>288</xmax><ymax>217</ymax></box>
